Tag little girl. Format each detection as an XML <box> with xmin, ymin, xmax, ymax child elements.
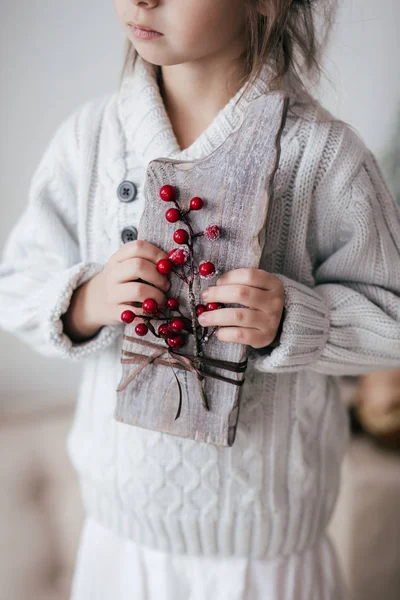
<box><xmin>1</xmin><ymin>0</ymin><xmax>400</xmax><ymax>598</ymax></box>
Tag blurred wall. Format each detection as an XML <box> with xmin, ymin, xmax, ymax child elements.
<box><xmin>1</xmin><ymin>0</ymin><xmax>399</xmax><ymax>407</ymax></box>
<box><xmin>320</xmin><ymin>0</ymin><xmax>400</xmax><ymax>156</ymax></box>
<box><xmin>0</xmin><ymin>1</ymin><xmax>125</xmax><ymax>408</ymax></box>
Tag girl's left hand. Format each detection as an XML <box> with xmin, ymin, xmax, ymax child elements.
<box><xmin>198</xmin><ymin>268</ymin><xmax>285</xmax><ymax>349</ymax></box>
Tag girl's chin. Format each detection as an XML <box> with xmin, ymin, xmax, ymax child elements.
<box><xmin>133</xmin><ymin>47</ymin><xmax>183</xmax><ymax>68</ymax></box>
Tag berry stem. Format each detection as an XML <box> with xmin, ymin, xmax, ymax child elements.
<box><xmin>204</xmin><ymin>325</ymin><xmax>219</xmax><ymax>342</ymax></box>
<box><xmin>173</xmin><ymin>195</ymin><xmax>208</xmax><ymax>410</ymax></box>
<box><xmin>172</xmin><ymin>269</ymin><xmax>188</xmax><ymax>283</ymax></box>
<box><xmin>145</xmin><ymin>320</ymin><xmax>160</xmax><ymax>338</ymax></box>
<box><xmin>180</xmin><ymin>264</ymin><xmax>189</xmax><ymax>283</ymax></box>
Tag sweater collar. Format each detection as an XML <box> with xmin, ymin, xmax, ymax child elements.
<box><xmin>117</xmin><ymin>53</ymin><xmax>275</xmax><ymax>166</ymax></box>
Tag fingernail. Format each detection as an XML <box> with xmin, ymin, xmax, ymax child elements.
<box><xmin>201</xmin><ymin>288</ymin><xmax>209</xmax><ymax>299</ymax></box>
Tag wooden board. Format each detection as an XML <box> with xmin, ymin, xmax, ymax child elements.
<box><xmin>114</xmin><ymin>92</ymin><xmax>289</xmax><ymax>446</ymax></box>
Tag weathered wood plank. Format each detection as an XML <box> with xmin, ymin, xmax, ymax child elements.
<box><xmin>114</xmin><ymin>92</ymin><xmax>289</xmax><ymax>446</ymax></box>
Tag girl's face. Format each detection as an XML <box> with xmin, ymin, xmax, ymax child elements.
<box><xmin>114</xmin><ymin>0</ymin><xmax>248</xmax><ymax>67</ymax></box>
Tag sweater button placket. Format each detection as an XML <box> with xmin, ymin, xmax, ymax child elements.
<box><xmin>118</xmin><ymin>180</ymin><xmax>139</xmax><ymax>245</ymax></box>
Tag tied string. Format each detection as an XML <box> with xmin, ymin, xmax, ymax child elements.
<box><xmin>117</xmin><ymin>335</ymin><xmax>248</xmax><ymax>420</ymax></box>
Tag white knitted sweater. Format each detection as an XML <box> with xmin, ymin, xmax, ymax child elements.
<box><xmin>2</xmin><ymin>54</ymin><xmax>400</xmax><ymax>560</ymax></box>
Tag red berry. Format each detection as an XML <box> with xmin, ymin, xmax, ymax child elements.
<box><xmin>173</xmin><ymin>229</ymin><xmax>189</xmax><ymax>245</ymax></box>
<box><xmin>167</xmin><ymin>335</ymin><xmax>185</xmax><ymax>349</ymax></box>
<box><xmin>190</xmin><ymin>197</ymin><xmax>204</xmax><ymax>210</ymax></box>
<box><xmin>196</xmin><ymin>304</ymin><xmax>207</xmax><ymax>316</ymax></box>
<box><xmin>135</xmin><ymin>323</ymin><xmax>148</xmax><ymax>336</ymax></box>
<box><xmin>205</xmin><ymin>225</ymin><xmax>221</xmax><ymax>241</ymax></box>
<box><xmin>158</xmin><ymin>323</ymin><xmax>171</xmax><ymax>337</ymax></box>
<box><xmin>168</xmin><ymin>248</ymin><xmax>188</xmax><ymax>265</ymax></box>
<box><xmin>170</xmin><ymin>318</ymin><xmax>185</xmax><ymax>333</ymax></box>
<box><xmin>167</xmin><ymin>298</ymin><xmax>179</xmax><ymax>310</ymax></box>
<box><xmin>165</xmin><ymin>208</ymin><xmax>180</xmax><ymax>223</ymax></box>
<box><xmin>206</xmin><ymin>302</ymin><xmax>222</xmax><ymax>311</ymax></box>
<box><xmin>120</xmin><ymin>310</ymin><xmax>136</xmax><ymax>323</ymax></box>
<box><xmin>142</xmin><ymin>298</ymin><xmax>158</xmax><ymax>313</ymax></box>
<box><xmin>160</xmin><ymin>185</ymin><xmax>176</xmax><ymax>202</ymax></box>
<box><xmin>199</xmin><ymin>261</ymin><xmax>216</xmax><ymax>278</ymax></box>
<box><xmin>157</xmin><ymin>258</ymin><xmax>174</xmax><ymax>274</ymax></box>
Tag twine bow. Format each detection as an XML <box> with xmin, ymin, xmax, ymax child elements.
<box><xmin>117</xmin><ymin>335</ymin><xmax>248</xmax><ymax>420</ymax></box>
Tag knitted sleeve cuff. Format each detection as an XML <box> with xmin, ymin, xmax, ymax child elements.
<box><xmin>42</xmin><ymin>261</ymin><xmax>123</xmax><ymax>360</ymax></box>
<box><xmin>250</xmin><ymin>273</ymin><xmax>330</xmax><ymax>373</ymax></box>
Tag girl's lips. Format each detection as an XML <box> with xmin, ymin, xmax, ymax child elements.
<box><xmin>128</xmin><ymin>23</ymin><xmax>163</xmax><ymax>40</ymax></box>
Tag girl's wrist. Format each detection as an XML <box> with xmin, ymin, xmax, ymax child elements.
<box><xmin>62</xmin><ymin>275</ymin><xmax>104</xmax><ymax>343</ymax></box>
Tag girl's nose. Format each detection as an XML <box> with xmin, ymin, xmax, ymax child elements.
<box><xmin>132</xmin><ymin>0</ymin><xmax>159</xmax><ymax>6</ymax></box>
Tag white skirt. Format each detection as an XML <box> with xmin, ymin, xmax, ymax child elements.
<box><xmin>70</xmin><ymin>517</ymin><xmax>348</xmax><ymax>600</ymax></box>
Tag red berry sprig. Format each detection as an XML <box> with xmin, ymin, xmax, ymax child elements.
<box><xmin>119</xmin><ymin>295</ymin><xmax>190</xmax><ymax>350</ymax></box>
<box><xmin>157</xmin><ymin>184</ymin><xmax>224</xmax><ymax>363</ymax></box>
<box><xmin>120</xmin><ymin>184</ymin><xmax>223</xmax><ymax>392</ymax></box>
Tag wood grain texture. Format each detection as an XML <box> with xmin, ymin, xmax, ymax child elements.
<box><xmin>115</xmin><ymin>92</ymin><xmax>289</xmax><ymax>446</ymax></box>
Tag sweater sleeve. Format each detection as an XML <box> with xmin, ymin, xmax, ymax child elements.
<box><xmin>251</xmin><ymin>149</ymin><xmax>400</xmax><ymax>375</ymax></box>
<box><xmin>0</xmin><ymin>104</ymin><xmax>123</xmax><ymax>360</ymax></box>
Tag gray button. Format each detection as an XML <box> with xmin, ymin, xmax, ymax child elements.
<box><xmin>117</xmin><ymin>181</ymin><xmax>137</xmax><ymax>202</ymax></box>
<box><xmin>121</xmin><ymin>226</ymin><xmax>138</xmax><ymax>244</ymax></box>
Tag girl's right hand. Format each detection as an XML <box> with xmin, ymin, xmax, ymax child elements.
<box><xmin>89</xmin><ymin>240</ymin><xmax>171</xmax><ymax>327</ymax></box>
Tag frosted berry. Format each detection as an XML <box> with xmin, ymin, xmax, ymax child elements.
<box><xmin>206</xmin><ymin>302</ymin><xmax>222</xmax><ymax>311</ymax></box>
<box><xmin>168</xmin><ymin>248</ymin><xmax>189</xmax><ymax>265</ymax></box>
<box><xmin>173</xmin><ymin>229</ymin><xmax>189</xmax><ymax>245</ymax></box>
<box><xmin>135</xmin><ymin>323</ymin><xmax>148</xmax><ymax>336</ymax></box>
<box><xmin>158</xmin><ymin>323</ymin><xmax>171</xmax><ymax>337</ymax></box>
<box><xmin>170</xmin><ymin>318</ymin><xmax>185</xmax><ymax>333</ymax></box>
<box><xmin>160</xmin><ymin>185</ymin><xmax>176</xmax><ymax>202</ymax></box>
<box><xmin>120</xmin><ymin>310</ymin><xmax>136</xmax><ymax>323</ymax></box>
<box><xmin>167</xmin><ymin>335</ymin><xmax>185</xmax><ymax>349</ymax></box>
<box><xmin>196</xmin><ymin>304</ymin><xmax>207</xmax><ymax>317</ymax></box>
<box><xmin>142</xmin><ymin>298</ymin><xmax>158</xmax><ymax>313</ymax></box>
<box><xmin>157</xmin><ymin>258</ymin><xmax>174</xmax><ymax>274</ymax></box>
<box><xmin>165</xmin><ymin>208</ymin><xmax>181</xmax><ymax>223</ymax></box>
<box><xmin>199</xmin><ymin>261</ymin><xmax>216</xmax><ymax>278</ymax></box>
<box><xmin>167</xmin><ymin>298</ymin><xmax>179</xmax><ymax>310</ymax></box>
<box><xmin>205</xmin><ymin>225</ymin><xmax>221</xmax><ymax>241</ymax></box>
<box><xmin>190</xmin><ymin>197</ymin><xmax>204</xmax><ymax>210</ymax></box>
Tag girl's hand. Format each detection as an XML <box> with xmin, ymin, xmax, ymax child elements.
<box><xmin>90</xmin><ymin>240</ymin><xmax>172</xmax><ymax>326</ymax></box>
<box><xmin>197</xmin><ymin>268</ymin><xmax>285</xmax><ymax>349</ymax></box>
<box><xmin>63</xmin><ymin>240</ymin><xmax>172</xmax><ymax>342</ymax></box>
